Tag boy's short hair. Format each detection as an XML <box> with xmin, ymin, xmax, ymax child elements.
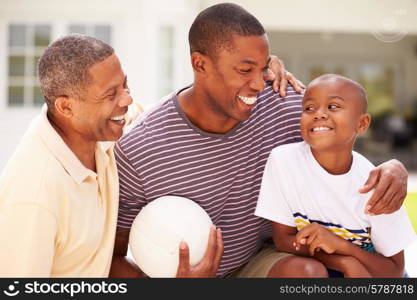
<box><xmin>308</xmin><ymin>74</ymin><xmax>368</xmax><ymax>113</ymax></box>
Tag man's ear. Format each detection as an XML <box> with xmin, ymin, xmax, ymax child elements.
<box><xmin>54</xmin><ymin>96</ymin><xmax>73</xmax><ymax>118</ymax></box>
<box><xmin>191</xmin><ymin>52</ymin><xmax>208</xmax><ymax>75</ymax></box>
<box><xmin>357</xmin><ymin>113</ymin><xmax>371</xmax><ymax>134</ymax></box>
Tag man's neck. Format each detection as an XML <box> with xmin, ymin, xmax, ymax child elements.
<box><xmin>310</xmin><ymin>146</ymin><xmax>353</xmax><ymax>175</ymax></box>
<box><xmin>48</xmin><ymin>113</ymin><xmax>97</xmax><ymax>172</ymax></box>
<box><xmin>177</xmin><ymin>86</ymin><xmax>240</xmax><ymax>134</ymax></box>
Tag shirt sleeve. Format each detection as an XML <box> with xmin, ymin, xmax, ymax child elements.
<box><xmin>369</xmin><ymin>206</ymin><xmax>417</xmax><ymax>257</ymax></box>
<box><xmin>114</xmin><ymin>141</ymin><xmax>146</xmax><ymax>229</ymax></box>
<box><xmin>254</xmin><ymin>150</ymin><xmax>295</xmax><ymax>227</ymax></box>
<box><xmin>0</xmin><ymin>202</ymin><xmax>57</xmax><ymax>277</ymax></box>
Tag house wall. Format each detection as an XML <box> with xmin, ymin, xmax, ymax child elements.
<box><xmin>1</xmin><ymin>0</ymin><xmax>416</xmax><ymax>171</ymax></box>
<box><xmin>203</xmin><ymin>0</ymin><xmax>417</xmax><ymax>34</ymax></box>
<box><xmin>268</xmin><ymin>31</ymin><xmax>417</xmax><ymax>110</ymax></box>
<box><xmin>0</xmin><ymin>0</ymin><xmax>198</xmax><ymax>171</ymax></box>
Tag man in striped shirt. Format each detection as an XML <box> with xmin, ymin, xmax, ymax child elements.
<box><xmin>110</xmin><ymin>3</ymin><xmax>408</xmax><ymax>277</ymax></box>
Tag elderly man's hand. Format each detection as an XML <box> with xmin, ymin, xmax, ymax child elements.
<box><xmin>263</xmin><ymin>55</ymin><xmax>305</xmax><ymax>97</ymax></box>
<box><xmin>359</xmin><ymin>159</ymin><xmax>408</xmax><ymax>215</ymax></box>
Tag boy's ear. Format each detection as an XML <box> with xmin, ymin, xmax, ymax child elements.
<box><xmin>191</xmin><ymin>52</ymin><xmax>209</xmax><ymax>75</ymax></box>
<box><xmin>357</xmin><ymin>113</ymin><xmax>371</xmax><ymax>134</ymax></box>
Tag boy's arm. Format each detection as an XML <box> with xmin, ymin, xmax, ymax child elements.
<box><xmin>295</xmin><ymin>223</ymin><xmax>405</xmax><ymax>277</ymax></box>
<box><xmin>314</xmin><ymin>253</ymin><xmax>371</xmax><ymax>278</ymax></box>
<box><xmin>272</xmin><ymin>222</ymin><xmax>369</xmax><ymax>276</ymax></box>
<box><xmin>335</xmin><ymin>240</ymin><xmax>404</xmax><ymax>277</ymax></box>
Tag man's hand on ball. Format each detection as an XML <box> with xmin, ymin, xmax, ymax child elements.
<box><xmin>176</xmin><ymin>225</ymin><xmax>223</xmax><ymax>278</ymax></box>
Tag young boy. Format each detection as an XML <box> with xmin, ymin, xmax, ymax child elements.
<box><xmin>255</xmin><ymin>74</ymin><xmax>416</xmax><ymax>277</ymax></box>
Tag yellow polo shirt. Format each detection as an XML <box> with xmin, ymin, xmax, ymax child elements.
<box><xmin>0</xmin><ymin>106</ymin><xmax>119</xmax><ymax>277</ymax></box>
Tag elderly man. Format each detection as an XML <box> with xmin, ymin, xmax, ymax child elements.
<box><xmin>0</xmin><ymin>34</ymin><xmax>132</xmax><ymax>277</ymax></box>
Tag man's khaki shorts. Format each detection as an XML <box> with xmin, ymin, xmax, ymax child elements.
<box><xmin>227</xmin><ymin>243</ymin><xmax>293</xmax><ymax>278</ymax></box>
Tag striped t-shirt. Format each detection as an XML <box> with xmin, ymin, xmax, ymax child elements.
<box><xmin>115</xmin><ymin>84</ymin><xmax>303</xmax><ymax>277</ymax></box>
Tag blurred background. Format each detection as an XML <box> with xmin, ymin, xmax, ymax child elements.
<box><xmin>1</xmin><ymin>0</ymin><xmax>417</xmax><ymax>171</ymax></box>
<box><xmin>0</xmin><ymin>0</ymin><xmax>416</xmax><ymax>274</ymax></box>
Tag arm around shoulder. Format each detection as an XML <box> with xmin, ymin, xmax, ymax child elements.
<box><xmin>361</xmin><ymin>159</ymin><xmax>408</xmax><ymax>215</ymax></box>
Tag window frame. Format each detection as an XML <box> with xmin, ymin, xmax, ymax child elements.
<box><xmin>7</xmin><ymin>23</ymin><xmax>52</xmax><ymax>108</ymax></box>
<box><xmin>2</xmin><ymin>21</ymin><xmax>114</xmax><ymax>111</ymax></box>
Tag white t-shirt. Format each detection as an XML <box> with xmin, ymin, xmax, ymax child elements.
<box><xmin>255</xmin><ymin>141</ymin><xmax>416</xmax><ymax>257</ymax></box>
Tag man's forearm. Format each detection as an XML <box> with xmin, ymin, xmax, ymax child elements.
<box><xmin>109</xmin><ymin>255</ymin><xmax>146</xmax><ymax>278</ymax></box>
<box><xmin>110</xmin><ymin>228</ymin><xmax>146</xmax><ymax>278</ymax></box>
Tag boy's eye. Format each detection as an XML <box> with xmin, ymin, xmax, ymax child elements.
<box><xmin>239</xmin><ymin>69</ymin><xmax>251</xmax><ymax>73</ymax></box>
<box><xmin>304</xmin><ymin>105</ymin><xmax>314</xmax><ymax>111</ymax></box>
<box><xmin>328</xmin><ymin>104</ymin><xmax>340</xmax><ymax>109</ymax></box>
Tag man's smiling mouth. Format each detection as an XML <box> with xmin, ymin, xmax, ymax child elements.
<box><xmin>110</xmin><ymin>113</ymin><xmax>126</xmax><ymax>124</ymax></box>
<box><xmin>238</xmin><ymin>95</ymin><xmax>257</xmax><ymax>105</ymax></box>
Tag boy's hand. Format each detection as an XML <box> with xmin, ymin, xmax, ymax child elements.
<box><xmin>294</xmin><ymin>223</ymin><xmax>349</xmax><ymax>256</ymax></box>
<box><xmin>264</xmin><ymin>55</ymin><xmax>305</xmax><ymax>97</ymax></box>
<box><xmin>359</xmin><ymin>159</ymin><xmax>408</xmax><ymax>215</ymax></box>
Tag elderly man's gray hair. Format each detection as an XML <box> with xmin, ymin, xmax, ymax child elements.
<box><xmin>38</xmin><ymin>34</ymin><xmax>114</xmax><ymax>111</ymax></box>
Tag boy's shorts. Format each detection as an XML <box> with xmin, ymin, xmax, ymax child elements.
<box><xmin>227</xmin><ymin>242</ymin><xmax>293</xmax><ymax>278</ymax></box>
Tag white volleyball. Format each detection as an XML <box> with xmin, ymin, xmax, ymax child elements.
<box><xmin>128</xmin><ymin>195</ymin><xmax>213</xmax><ymax>278</ymax></box>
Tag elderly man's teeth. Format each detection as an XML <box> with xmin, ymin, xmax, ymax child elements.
<box><xmin>238</xmin><ymin>95</ymin><xmax>256</xmax><ymax>105</ymax></box>
<box><xmin>312</xmin><ymin>127</ymin><xmax>331</xmax><ymax>132</ymax></box>
<box><xmin>110</xmin><ymin>114</ymin><xmax>125</xmax><ymax>121</ymax></box>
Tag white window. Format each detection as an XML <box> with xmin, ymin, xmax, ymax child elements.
<box><xmin>6</xmin><ymin>23</ymin><xmax>113</xmax><ymax>109</ymax></box>
<box><xmin>7</xmin><ymin>24</ymin><xmax>51</xmax><ymax>107</ymax></box>
<box><xmin>68</xmin><ymin>24</ymin><xmax>112</xmax><ymax>45</ymax></box>
<box><xmin>158</xmin><ymin>25</ymin><xmax>174</xmax><ymax>98</ymax></box>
